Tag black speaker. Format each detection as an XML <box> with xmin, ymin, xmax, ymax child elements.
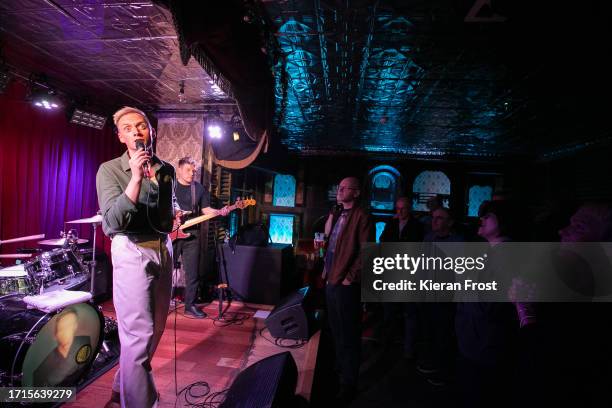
<box><xmin>220</xmin><ymin>243</ymin><xmax>296</xmax><ymax>304</ymax></box>
<box><xmin>230</xmin><ymin>222</ymin><xmax>270</xmax><ymax>247</ymax></box>
<box><xmin>265</xmin><ymin>287</ymin><xmax>316</xmax><ymax>340</ymax></box>
<box><xmin>219</xmin><ymin>351</ymin><xmax>297</xmax><ymax>408</ymax></box>
<box><xmin>75</xmin><ymin>250</ymin><xmax>112</xmax><ymax>303</ymax></box>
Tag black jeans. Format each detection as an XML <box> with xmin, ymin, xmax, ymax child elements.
<box><xmin>326</xmin><ymin>283</ymin><xmax>361</xmax><ymax>387</ymax></box>
<box><xmin>172</xmin><ymin>234</ymin><xmax>201</xmax><ymax>308</ymax></box>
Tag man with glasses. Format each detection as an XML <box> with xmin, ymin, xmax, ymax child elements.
<box><xmin>323</xmin><ymin>177</ymin><xmax>374</xmax><ymax>403</ymax></box>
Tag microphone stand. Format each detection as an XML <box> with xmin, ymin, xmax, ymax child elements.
<box><xmin>214</xmin><ymin>226</ymin><xmax>231</xmax><ymax>320</ymax></box>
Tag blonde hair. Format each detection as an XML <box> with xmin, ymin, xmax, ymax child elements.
<box><xmin>113</xmin><ymin>106</ymin><xmax>151</xmax><ymax>128</ymax></box>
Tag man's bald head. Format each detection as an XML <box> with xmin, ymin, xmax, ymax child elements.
<box><xmin>342</xmin><ymin>177</ymin><xmax>360</xmax><ymax>190</ymax></box>
<box><xmin>337</xmin><ymin>177</ymin><xmax>361</xmax><ymax>208</ymax></box>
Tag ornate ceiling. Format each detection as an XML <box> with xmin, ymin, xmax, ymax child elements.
<box><xmin>1</xmin><ymin>1</ymin><xmax>610</xmax><ymax>161</ymax></box>
<box><xmin>0</xmin><ymin>0</ymin><xmax>230</xmax><ymax>109</ymax></box>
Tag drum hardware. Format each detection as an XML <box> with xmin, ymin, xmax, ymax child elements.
<box><xmin>66</xmin><ymin>212</ymin><xmax>102</xmax><ymax>300</ymax></box>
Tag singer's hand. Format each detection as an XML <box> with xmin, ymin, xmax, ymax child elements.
<box><xmin>129</xmin><ymin>148</ymin><xmax>151</xmax><ymax>181</ymax></box>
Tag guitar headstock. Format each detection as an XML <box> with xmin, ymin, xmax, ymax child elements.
<box><xmin>234</xmin><ymin>196</ymin><xmax>256</xmax><ymax>209</ymax></box>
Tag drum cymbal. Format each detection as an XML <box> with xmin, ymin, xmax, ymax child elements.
<box><xmin>38</xmin><ymin>238</ymin><xmax>89</xmax><ymax>246</ymax></box>
<box><xmin>66</xmin><ymin>214</ymin><xmax>103</xmax><ymax>224</ymax></box>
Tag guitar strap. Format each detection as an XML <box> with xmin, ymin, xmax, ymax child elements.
<box><xmin>191</xmin><ymin>182</ymin><xmax>196</xmax><ymax>214</ymax></box>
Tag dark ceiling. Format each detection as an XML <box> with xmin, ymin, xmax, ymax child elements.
<box><xmin>1</xmin><ymin>1</ymin><xmax>611</xmax><ymax>161</ymax></box>
<box><xmin>266</xmin><ymin>0</ymin><xmax>612</xmax><ymax>159</ymax></box>
<box><xmin>0</xmin><ymin>0</ymin><xmax>230</xmax><ymax>109</ymax></box>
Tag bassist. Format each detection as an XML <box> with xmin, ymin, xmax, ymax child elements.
<box><xmin>173</xmin><ymin>157</ymin><xmax>228</xmax><ymax>318</ymax></box>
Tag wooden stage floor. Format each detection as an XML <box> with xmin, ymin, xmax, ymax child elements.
<box><xmin>64</xmin><ymin>300</ymin><xmax>320</xmax><ymax>407</ymax></box>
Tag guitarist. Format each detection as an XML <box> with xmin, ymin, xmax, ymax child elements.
<box><xmin>174</xmin><ymin>156</ymin><xmax>229</xmax><ymax>318</ymax></box>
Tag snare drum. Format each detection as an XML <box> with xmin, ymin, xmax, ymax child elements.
<box><xmin>0</xmin><ymin>295</ymin><xmax>103</xmax><ymax>387</ymax></box>
<box><xmin>0</xmin><ymin>265</ymin><xmax>32</xmax><ymax>297</ymax></box>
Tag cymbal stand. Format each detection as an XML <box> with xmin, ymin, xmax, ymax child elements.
<box><xmin>90</xmin><ymin>220</ymin><xmax>100</xmax><ymax>300</ymax></box>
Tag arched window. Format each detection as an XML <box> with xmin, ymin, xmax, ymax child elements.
<box><xmin>273</xmin><ymin>174</ymin><xmax>296</xmax><ymax>207</ymax></box>
<box><xmin>369</xmin><ymin>165</ymin><xmax>400</xmax><ymax>211</ymax></box>
<box><xmin>467</xmin><ymin>185</ymin><xmax>492</xmax><ymax>217</ymax></box>
<box><xmin>412</xmin><ymin>171</ymin><xmax>450</xmax><ymax>211</ymax></box>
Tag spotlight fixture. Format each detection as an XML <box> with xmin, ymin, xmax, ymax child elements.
<box><xmin>206</xmin><ymin>112</ymin><xmax>224</xmax><ymax>139</ymax></box>
<box><xmin>208</xmin><ymin>123</ymin><xmax>222</xmax><ymax>139</ymax></box>
<box><xmin>30</xmin><ymin>88</ymin><xmax>61</xmax><ymax>110</ymax></box>
<box><xmin>28</xmin><ymin>74</ymin><xmax>62</xmax><ymax>110</ymax></box>
<box><xmin>70</xmin><ymin>108</ymin><xmax>107</xmax><ymax>130</ymax></box>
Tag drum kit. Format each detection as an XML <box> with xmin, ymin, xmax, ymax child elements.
<box><xmin>0</xmin><ymin>213</ymin><xmax>115</xmax><ymax>389</ymax></box>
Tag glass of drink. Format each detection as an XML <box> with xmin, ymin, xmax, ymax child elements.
<box><xmin>314</xmin><ymin>232</ymin><xmax>326</xmax><ymax>257</ymax></box>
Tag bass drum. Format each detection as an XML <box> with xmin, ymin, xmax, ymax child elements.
<box><xmin>0</xmin><ymin>295</ymin><xmax>103</xmax><ymax>387</ymax></box>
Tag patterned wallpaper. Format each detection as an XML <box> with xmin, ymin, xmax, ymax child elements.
<box><xmin>155</xmin><ymin>114</ymin><xmax>205</xmax><ymax>176</ymax></box>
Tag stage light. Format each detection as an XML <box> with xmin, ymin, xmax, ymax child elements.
<box><xmin>70</xmin><ymin>108</ymin><xmax>107</xmax><ymax>130</ymax></box>
<box><xmin>206</xmin><ymin>112</ymin><xmax>224</xmax><ymax>139</ymax></box>
<box><xmin>230</xmin><ymin>112</ymin><xmax>242</xmax><ymax>142</ymax></box>
<box><xmin>208</xmin><ymin>124</ymin><xmax>222</xmax><ymax>139</ymax></box>
<box><xmin>31</xmin><ymin>89</ymin><xmax>61</xmax><ymax>110</ymax></box>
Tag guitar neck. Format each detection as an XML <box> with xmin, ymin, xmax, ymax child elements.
<box><xmin>179</xmin><ymin>200</ymin><xmax>254</xmax><ymax>230</ymax></box>
<box><xmin>179</xmin><ymin>212</ymin><xmax>219</xmax><ymax>230</ymax></box>
<box><xmin>179</xmin><ymin>203</ymin><xmax>239</xmax><ymax>229</ymax></box>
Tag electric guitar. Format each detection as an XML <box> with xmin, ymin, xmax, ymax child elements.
<box><xmin>169</xmin><ymin>198</ymin><xmax>256</xmax><ymax>242</ymax></box>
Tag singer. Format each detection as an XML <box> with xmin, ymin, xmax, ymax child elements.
<box><xmin>96</xmin><ymin>106</ymin><xmax>181</xmax><ymax>408</ymax></box>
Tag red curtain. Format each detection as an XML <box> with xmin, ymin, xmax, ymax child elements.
<box><xmin>0</xmin><ymin>80</ymin><xmax>123</xmax><ymax>258</ymax></box>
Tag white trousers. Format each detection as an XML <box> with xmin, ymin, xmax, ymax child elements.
<box><xmin>110</xmin><ymin>235</ymin><xmax>172</xmax><ymax>408</ymax></box>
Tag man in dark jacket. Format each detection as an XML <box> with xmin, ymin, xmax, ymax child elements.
<box><xmin>379</xmin><ymin>197</ymin><xmax>423</xmax><ymax>359</ymax></box>
<box><xmin>323</xmin><ymin>177</ymin><xmax>374</xmax><ymax>403</ymax></box>
<box><xmin>379</xmin><ymin>197</ymin><xmax>424</xmax><ymax>242</ymax></box>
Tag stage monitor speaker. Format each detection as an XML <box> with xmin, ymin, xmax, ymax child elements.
<box><xmin>230</xmin><ymin>222</ymin><xmax>270</xmax><ymax>247</ymax></box>
<box><xmin>220</xmin><ymin>243</ymin><xmax>296</xmax><ymax>305</ymax></box>
<box><xmin>219</xmin><ymin>351</ymin><xmax>297</xmax><ymax>408</ymax></box>
<box><xmin>265</xmin><ymin>286</ymin><xmax>316</xmax><ymax>340</ymax></box>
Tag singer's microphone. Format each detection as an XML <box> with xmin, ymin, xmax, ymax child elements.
<box><xmin>135</xmin><ymin>140</ymin><xmax>151</xmax><ymax>177</ymax></box>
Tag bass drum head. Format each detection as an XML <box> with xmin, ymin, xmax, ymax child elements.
<box><xmin>18</xmin><ymin>302</ymin><xmax>103</xmax><ymax>387</ymax></box>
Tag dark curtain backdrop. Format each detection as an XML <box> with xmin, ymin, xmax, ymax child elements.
<box><xmin>0</xmin><ymin>80</ymin><xmax>123</xmax><ymax>258</ymax></box>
